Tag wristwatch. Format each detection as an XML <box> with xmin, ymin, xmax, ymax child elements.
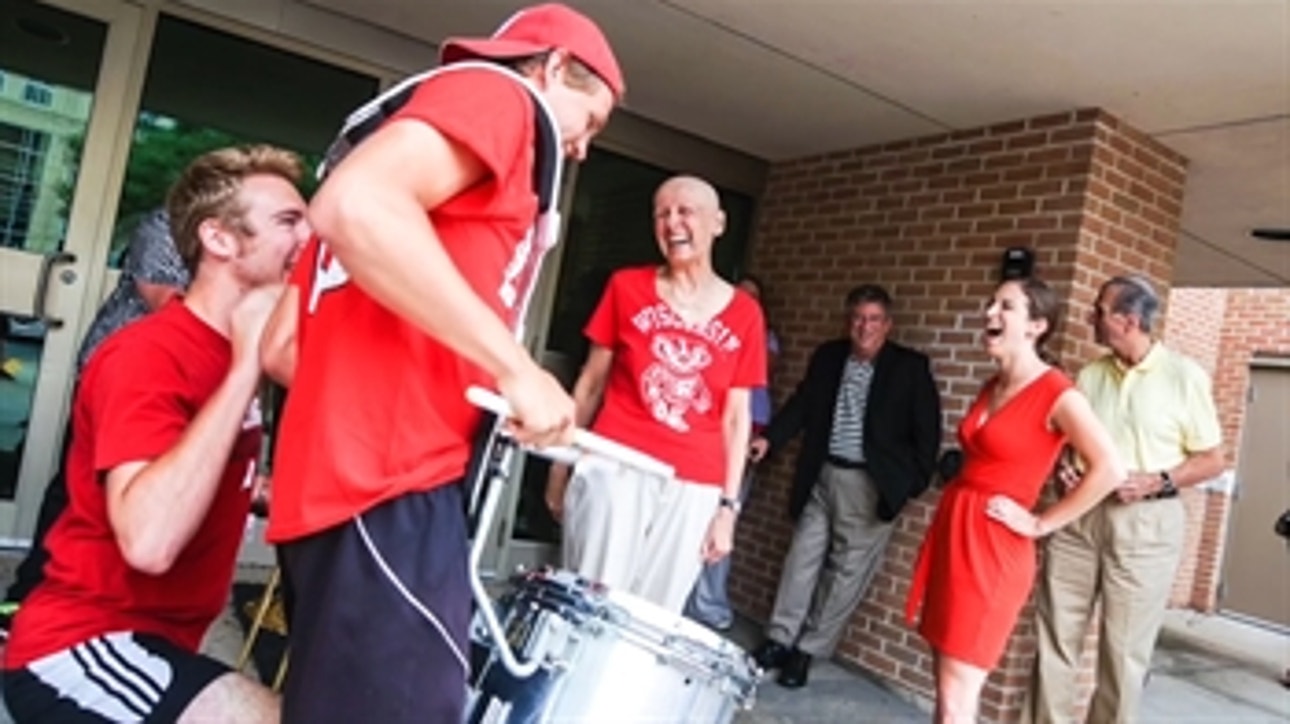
<box><xmin>1157</xmin><ymin>470</ymin><xmax>1178</xmax><ymax>498</ymax></box>
<box><xmin>718</xmin><ymin>496</ymin><xmax>742</xmax><ymax>514</ymax></box>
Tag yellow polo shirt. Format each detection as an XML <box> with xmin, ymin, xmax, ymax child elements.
<box><xmin>1077</xmin><ymin>343</ymin><xmax>1222</xmax><ymax>473</ymax></box>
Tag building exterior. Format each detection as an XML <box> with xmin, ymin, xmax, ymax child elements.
<box><xmin>1163</xmin><ymin>289</ymin><xmax>1289</xmax><ymax>624</ymax></box>
<box><xmin>0</xmin><ymin>70</ymin><xmax>90</xmax><ymax>255</ymax></box>
<box><xmin>0</xmin><ymin>1</ymin><xmax>1283</xmax><ymax>721</ymax></box>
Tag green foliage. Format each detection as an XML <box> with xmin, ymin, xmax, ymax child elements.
<box><xmin>117</xmin><ymin>120</ymin><xmax>239</xmax><ymax>224</ymax></box>
<box><xmin>107</xmin><ymin>114</ymin><xmax>321</xmax><ymax>263</ymax></box>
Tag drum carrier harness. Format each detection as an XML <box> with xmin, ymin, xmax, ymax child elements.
<box><xmin>311</xmin><ymin>61</ymin><xmax>564</xmax><ymax>679</ymax></box>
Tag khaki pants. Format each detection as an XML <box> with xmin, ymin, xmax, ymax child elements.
<box><xmin>562</xmin><ymin>455</ymin><xmax>721</xmax><ymax>614</ymax></box>
<box><xmin>1026</xmin><ymin>496</ymin><xmax>1185</xmax><ymax>724</ymax></box>
<box><xmin>766</xmin><ymin>463</ymin><xmax>893</xmax><ymax>657</ymax></box>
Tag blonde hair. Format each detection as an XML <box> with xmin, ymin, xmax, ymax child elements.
<box><xmin>167</xmin><ymin>144</ymin><xmax>303</xmax><ymax>275</ymax></box>
<box><xmin>561</xmin><ymin>56</ymin><xmax>603</xmax><ymax>94</ymax></box>
<box><xmin>510</xmin><ymin>51</ymin><xmax>605</xmax><ymax>95</ymax></box>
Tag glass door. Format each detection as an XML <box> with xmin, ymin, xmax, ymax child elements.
<box><xmin>0</xmin><ymin>0</ymin><xmax>148</xmax><ymax>538</ymax></box>
<box><xmin>106</xmin><ymin>12</ymin><xmax>381</xmax><ymax>566</ymax></box>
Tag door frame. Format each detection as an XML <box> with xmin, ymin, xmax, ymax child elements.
<box><xmin>471</xmin><ymin>160</ymin><xmax>583</xmax><ymax>579</ymax></box>
<box><xmin>1219</xmin><ymin>357</ymin><xmax>1290</xmax><ymax>631</ymax></box>
<box><xmin>6</xmin><ymin>0</ymin><xmax>404</xmax><ymax>547</ymax></box>
<box><xmin>1</xmin><ymin>0</ymin><xmax>156</xmax><ymax>538</ymax></box>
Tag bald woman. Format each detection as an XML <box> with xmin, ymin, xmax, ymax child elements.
<box><xmin>546</xmin><ymin>176</ymin><xmax>768</xmax><ymax>614</ymax></box>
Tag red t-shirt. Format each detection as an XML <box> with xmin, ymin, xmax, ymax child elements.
<box><xmin>268</xmin><ymin>67</ymin><xmax>544</xmax><ymax>542</ymax></box>
<box><xmin>586</xmin><ymin>267</ymin><xmax>767</xmax><ymax>485</ymax></box>
<box><xmin>5</xmin><ymin>302</ymin><xmax>260</xmax><ymax>668</ymax></box>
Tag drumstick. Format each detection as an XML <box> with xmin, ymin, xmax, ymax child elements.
<box><xmin>465</xmin><ymin>386</ymin><xmax>675</xmax><ymax>479</ymax></box>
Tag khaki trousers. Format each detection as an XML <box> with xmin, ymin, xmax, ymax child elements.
<box><xmin>1026</xmin><ymin>496</ymin><xmax>1185</xmax><ymax>724</ymax></box>
<box><xmin>562</xmin><ymin>455</ymin><xmax>721</xmax><ymax>614</ymax></box>
<box><xmin>766</xmin><ymin>463</ymin><xmax>893</xmax><ymax>657</ymax></box>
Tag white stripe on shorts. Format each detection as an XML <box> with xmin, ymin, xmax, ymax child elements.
<box><xmin>28</xmin><ymin>632</ymin><xmax>174</xmax><ymax>722</ymax></box>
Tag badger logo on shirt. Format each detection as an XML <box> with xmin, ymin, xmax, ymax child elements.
<box><xmin>639</xmin><ymin>333</ymin><xmax>713</xmax><ymax>433</ymax></box>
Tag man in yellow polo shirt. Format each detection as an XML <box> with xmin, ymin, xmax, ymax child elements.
<box><xmin>1025</xmin><ymin>275</ymin><xmax>1225</xmax><ymax>724</ymax></box>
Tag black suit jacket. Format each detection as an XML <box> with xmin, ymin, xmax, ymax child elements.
<box><xmin>765</xmin><ymin>339</ymin><xmax>942</xmax><ymax>522</ymax></box>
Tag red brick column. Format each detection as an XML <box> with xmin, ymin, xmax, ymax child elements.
<box><xmin>732</xmin><ymin>108</ymin><xmax>1188</xmax><ymax>721</ymax></box>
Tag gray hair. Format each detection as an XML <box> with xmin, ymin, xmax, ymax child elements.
<box><xmin>1101</xmin><ymin>275</ymin><xmax>1160</xmax><ymax>333</ymax></box>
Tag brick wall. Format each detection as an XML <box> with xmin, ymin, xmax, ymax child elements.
<box><xmin>731</xmin><ymin>108</ymin><xmax>1188</xmax><ymax>721</ymax></box>
<box><xmin>1161</xmin><ymin>289</ymin><xmax>1227</xmax><ymax>375</ymax></box>
<box><xmin>1159</xmin><ymin>289</ymin><xmax>1228</xmax><ymax>609</ymax></box>
<box><xmin>1164</xmin><ymin>288</ymin><xmax>1290</xmax><ymax>610</ymax></box>
<box><xmin>1211</xmin><ymin>290</ymin><xmax>1290</xmax><ymax>461</ymax></box>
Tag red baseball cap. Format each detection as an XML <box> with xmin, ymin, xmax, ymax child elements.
<box><xmin>440</xmin><ymin>3</ymin><xmax>625</xmax><ymax>100</ymax></box>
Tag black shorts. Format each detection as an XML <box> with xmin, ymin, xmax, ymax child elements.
<box><xmin>3</xmin><ymin>631</ymin><xmax>229</xmax><ymax>723</ymax></box>
<box><xmin>279</xmin><ymin>482</ymin><xmax>471</xmax><ymax>723</ymax></box>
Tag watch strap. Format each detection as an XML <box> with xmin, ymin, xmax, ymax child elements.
<box><xmin>1156</xmin><ymin>471</ymin><xmax>1179</xmax><ymax>498</ymax></box>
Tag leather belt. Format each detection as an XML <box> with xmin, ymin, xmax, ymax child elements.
<box><xmin>826</xmin><ymin>455</ymin><xmax>868</xmax><ymax>471</ymax></box>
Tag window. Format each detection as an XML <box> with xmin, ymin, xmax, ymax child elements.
<box><xmin>0</xmin><ymin>122</ymin><xmax>50</xmax><ymax>248</ymax></box>
<box><xmin>545</xmin><ymin>147</ymin><xmax>757</xmax><ymax>362</ymax></box>
<box><xmin>108</xmin><ymin>15</ymin><xmax>380</xmax><ymax>266</ymax></box>
<box><xmin>21</xmin><ymin>81</ymin><xmax>53</xmax><ymax>107</ymax></box>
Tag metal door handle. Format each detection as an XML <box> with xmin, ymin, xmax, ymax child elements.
<box><xmin>33</xmin><ymin>250</ymin><xmax>77</xmax><ymax>329</ymax></box>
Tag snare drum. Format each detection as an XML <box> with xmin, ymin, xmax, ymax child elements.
<box><xmin>468</xmin><ymin>568</ymin><xmax>758</xmax><ymax>723</ymax></box>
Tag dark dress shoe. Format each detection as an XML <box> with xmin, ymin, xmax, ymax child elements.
<box><xmin>751</xmin><ymin>640</ymin><xmax>791</xmax><ymax>671</ymax></box>
<box><xmin>776</xmin><ymin>649</ymin><xmax>812</xmax><ymax>688</ymax></box>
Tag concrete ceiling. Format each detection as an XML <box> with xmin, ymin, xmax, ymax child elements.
<box><xmin>304</xmin><ymin>0</ymin><xmax>1288</xmax><ymax>286</ymax></box>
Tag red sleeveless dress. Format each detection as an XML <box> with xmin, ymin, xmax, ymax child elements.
<box><xmin>906</xmin><ymin>368</ymin><xmax>1072</xmax><ymax>668</ymax></box>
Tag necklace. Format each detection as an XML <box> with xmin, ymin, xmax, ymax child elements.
<box><xmin>661</xmin><ymin>271</ymin><xmax>707</xmax><ymax>305</ymax></box>
<box><xmin>665</xmin><ymin>284</ymin><xmax>703</xmax><ymax>311</ymax></box>
<box><xmin>659</xmin><ymin>269</ymin><xmax>724</xmax><ymax>325</ymax></box>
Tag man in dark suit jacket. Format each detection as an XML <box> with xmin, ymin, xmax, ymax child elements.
<box><xmin>749</xmin><ymin>284</ymin><xmax>941</xmax><ymax>689</ymax></box>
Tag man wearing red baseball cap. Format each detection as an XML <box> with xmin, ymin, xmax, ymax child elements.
<box><xmin>263</xmin><ymin>4</ymin><xmax>623</xmax><ymax>721</ymax></box>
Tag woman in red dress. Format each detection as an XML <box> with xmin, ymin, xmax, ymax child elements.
<box><xmin>906</xmin><ymin>277</ymin><xmax>1125</xmax><ymax>722</ymax></box>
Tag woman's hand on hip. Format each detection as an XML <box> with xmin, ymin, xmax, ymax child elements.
<box><xmin>985</xmin><ymin>494</ymin><xmax>1043</xmax><ymax>538</ymax></box>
